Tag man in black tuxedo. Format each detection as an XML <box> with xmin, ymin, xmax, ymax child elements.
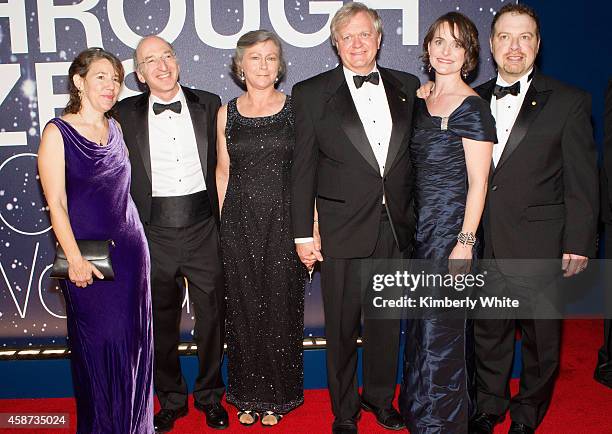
<box><xmin>470</xmin><ymin>5</ymin><xmax>598</xmax><ymax>434</ymax></box>
<box><xmin>116</xmin><ymin>36</ymin><xmax>228</xmax><ymax>433</ymax></box>
<box><xmin>594</xmin><ymin>79</ymin><xmax>612</xmax><ymax>389</ymax></box>
<box><xmin>291</xmin><ymin>3</ymin><xmax>418</xmax><ymax>433</ymax></box>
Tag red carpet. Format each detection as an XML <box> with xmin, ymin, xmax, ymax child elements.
<box><xmin>0</xmin><ymin>320</ymin><xmax>610</xmax><ymax>433</ymax></box>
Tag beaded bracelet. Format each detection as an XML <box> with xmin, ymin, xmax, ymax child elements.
<box><xmin>457</xmin><ymin>232</ymin><xmax>476</xmax><ymax>246</ymax></box>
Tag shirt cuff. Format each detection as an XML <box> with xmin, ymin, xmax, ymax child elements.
<box><xmin>295</xmin><ymin>237</ymin><xmax>314</xmax><ymax>244</ymax></box>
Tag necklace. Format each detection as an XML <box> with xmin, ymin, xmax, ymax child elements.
<box><xmin>78</xmin><ymin>112</ymin><xmax>107</xmax><ymax>146</ymax></box>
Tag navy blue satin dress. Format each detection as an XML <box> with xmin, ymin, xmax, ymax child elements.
<box><xmin>399</xmin><ymin>96</ymin><xmax>496</xmax><ymax>433</ymax></box>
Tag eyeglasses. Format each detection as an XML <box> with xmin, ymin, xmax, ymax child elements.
<box><xmin>137</xmin><ymin>52</ymin><xmax>176</xmax><ymax>68</ymax></box>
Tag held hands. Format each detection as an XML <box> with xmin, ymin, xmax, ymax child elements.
<box><xmin>561</xmin><ymin>253</ymin><xmax>588</xmax><ymax>277</ymax></box>
<box><xmin>296</xmin><ymin>221</ymin><xmax>324</xmax><ymax>270</ymax></box>
<box><xmin>68</xmin><ymin>255</ymin><xmax>104</xmax><ymax>288</ymax></box>
<box><xmin>296</xmin><ymin>241</ymin><xmax>323</xmax><ymax>269</ymax></box>
<box><xmin>448</xmin><ymin>243</ymin><xmax>473</xmax><ymax>275</ymax></box>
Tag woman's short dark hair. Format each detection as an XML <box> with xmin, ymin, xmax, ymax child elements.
<box><xmin>230</xmin><ymin>30</ymin><xmax>286</xmax><ymax>86</ymax></box>
<box><xmin>64</xmin><ymin>47</ymin><xmax>124</xmax><ymax>117</ymax></box>
<box><xmin>422</xmin><ymin>12</ymin><xmax>480</xmax><ymax>76</ymax></box>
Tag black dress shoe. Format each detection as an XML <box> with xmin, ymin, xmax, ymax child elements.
<box><xmin>154</xmin><ymin>407</ymin><xmax>188</xmax><ymax>433</ymax></box>
<box><xmin>469</xmin><ymin>412</ymin><xmax>502</xmax><ymax>434</ymax></box>
<box><xmin>360</xmin><ymin>399</ymin><xmax>404</xmax><ymax>430</ymax></box>
<box><xmin>508</xmin><ymin>422</ymin><xmax>535</xmax><ymax>434</ymax></box>
<box><xmin>194</xmin><ymin>402</ymin><xmax>229</xmax><ymax>430</ymax></box>
<box><xmin>332</xmin><ymin>416</ymin><xmax>359</xmax><ymax>434</ymax></box>
<box><xmin>594</xmin><ymin>368</ymin><xmax>612</xmax><ymax>388</ymax></box>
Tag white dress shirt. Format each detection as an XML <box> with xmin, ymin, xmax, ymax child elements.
<box><xmin>295</xmin><ymin>65</ymin><xmax>393</xmax><ymax>244</ymax></box>
<box><xmin>148</xmin><ymin>88</ymin><xmax>206</xmax><ymax>197</ymax></box>
<box><xmin>343</xmin><ymin>65</ymin><xmax>393</xmax><ymax>176</ymax></box>
<box><xmin>490</xmin><ymin>69</ymin><xmax>533</xmax><ymax>167</ymax></box>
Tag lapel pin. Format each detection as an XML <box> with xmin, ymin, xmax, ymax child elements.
<box><xmin>531</xmin><ymin>101</ymin><xmax>537</xmax><ymax>106</ymax></box>
<box><xmin>400</xmin><ymin>96</ymin><xmax>406</xmax><ymax>102</ymax></box>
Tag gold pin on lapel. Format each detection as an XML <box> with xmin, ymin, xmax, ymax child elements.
<box><xmin>400</xmin><ymin>96</ymin><xmax>406</xmax><ymax>102</ymax></box>
<box><xmin>531</xmin><ymin>101</ymin><xmax>537</xmax><ymax>106</ymax></box>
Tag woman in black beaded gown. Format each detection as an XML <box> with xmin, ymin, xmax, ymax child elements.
<box><xmin>216</xmin><ymin>30</ymin><xmax>305</xmax><ymax>427</ymax></box>
<box><xmin>398</xmin><ymin>13</ymin><xmax>496</xmax><ymax>433</ymax></box>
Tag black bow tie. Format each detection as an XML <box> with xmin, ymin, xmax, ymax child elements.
<box><xmin>493</xmin><ymin>82</ymin><xmax>520</xmax><ymax>99</ymax></box>
<box><xmin>353</xmin><ymin>72</ymin><xmax>380</xmax><ymax>89</ymax></box>
<box><xmin>153</xmin><ymin>101</ymin><xmax>182</xmax><ymax>115</ymax></box>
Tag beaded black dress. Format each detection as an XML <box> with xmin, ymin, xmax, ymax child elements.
<box><xmin>220</xmin><ymin>96</ymin><xmax>305</xmax><ymax>414</ymax></box>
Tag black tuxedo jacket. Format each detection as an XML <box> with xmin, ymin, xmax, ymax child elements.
<box><xmin>291</xmin><ymin>65</ymin><xmax>419</xmax><ymax>258</ymax></box>
<box><xmin>601</xmin><ymin>79</ymin><xmax>612</xmax><ymax>225</ymax></box>
<box><xmin>115</xmin><ymin>86</ymin><xmax>222</xmax><ymax>226</ymax></box>
<box><xmin>476</xmin><ymin>70</ymin><xmax>598</xmax><ymax>262</ymax></box>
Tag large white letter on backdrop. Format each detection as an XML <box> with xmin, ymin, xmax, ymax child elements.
<box><xmin>35</xmin><ymin>62</ymin><xmax>70</xmax><ymax>135</ymax></box>
<box><xmin>0</xmin><ymin>64</ymin><xmax>27</xmax><ymax>147</ymax></box>
<box><xmin>37</xmin><ymin>0</ymin><xmax>103</xmax><ymax>53</ymax></box>
<box><xmin>363</xmin><ymin>0</ymin><xmax>419</xmax><ymax>45</ymax></box>
<box><xmin>267</xmin><ymin>0</ymin><xmax>343</xmax><ymax>48</ymax></box>
<box><xmin>0</xmin><ymin>0</ymin><xmax>28</xmax><ymax>53</ymax></box>
<box><xmin>107</xmin><ymin>0</ymin><xmax>186</xmax><ymax>48</ymax></box>
<box><xmin>118</xmin><ymin>59</ymin><xmax>141</xmax><ymax>100</ymax></box>
<box><xmin>194</xmin><ymin>0</ymin><xmax>260</xmax><ymax>49</ymax></box>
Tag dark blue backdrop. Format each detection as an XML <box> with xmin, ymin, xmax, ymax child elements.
<box><xmin>523</xmin><ymin>0</ymin><xmax>611</xmax><ymax>149</ymax></box>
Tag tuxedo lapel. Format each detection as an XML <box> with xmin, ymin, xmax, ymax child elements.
<box><xmin>326</xmin><ymin>66</ymin><xmax>380</xmax><ymax>174</ymax></box>
<box><xmin>133</xmin><ymin>92</ymin><xmax>151</xmax><ymax>182</ymax></box>
<box><xmin>379</xmin><ymin>67</ymin><xmax>412</xmax><ymax>176</ymax></box>
<box><xmin>495</xmin><ymin>74</ymin><xmax>551</xmax><ymax>171</ymax></box>
<box><xmin>183</xmin><ymin>87</ymin><xmax>209</xmax><ymax>178</ymax></box>
<box><xmin>477</xmin><ymin>78</ymin><xmax>496</xmax><ymax>102</ymax></box>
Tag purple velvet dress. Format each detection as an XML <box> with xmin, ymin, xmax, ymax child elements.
<box><xmin>49</xmin><ymin>118</ymin><xmax>154</xmax><ymax>434</ymax></box>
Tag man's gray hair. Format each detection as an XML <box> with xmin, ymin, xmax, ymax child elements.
<box><xmin>329</xmin><ymin>2</ymin><xmax>383</xmax><ymax>47</ymax></box>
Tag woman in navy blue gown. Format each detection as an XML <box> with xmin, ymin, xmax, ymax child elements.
<box><xmin>38</xmin><ymin>48</ymin><xmax>153</xmax><ymax>433</ymax></box>
<box><xmin>399</xmin><ymin>13</ymin><xmax>496</xmax><ymax>433</ymax></box>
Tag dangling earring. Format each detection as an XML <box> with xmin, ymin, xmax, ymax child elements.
<box><xmin>461</xmin><ymin>67</ymin><xmax>468</xmax><ymax>79</ymax></box>
<box><xmin>240</xmin><ymin>70</ymin><xmax>245</xmax><ymax>81</ymax></box>
<box><xmin>427</xmin><ymin>64</ymin><xmax>432</xmax><ymax>73</ymax></box>
<box><xmin>274</xmin><ymin>76</ymin><xmax>279</xmax><ymax>83</ymax></box>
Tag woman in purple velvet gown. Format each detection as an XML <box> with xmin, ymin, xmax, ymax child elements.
<box><xmin>38</xmin><ymin>48</ymin><xmax>153</xmax><ymax>433</ymax></box>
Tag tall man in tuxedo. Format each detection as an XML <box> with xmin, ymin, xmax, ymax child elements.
<box><xmin>470</xmin><ymin>5</ymin><xmax>598</xmax><ymax>434</ymax></box>
<box><xmin>116</xmin><ymin>36</ymin><xmax>228</xmax><ymax>433</ymax></box>
<box><xmin>595</xmin><ymin>79</ymin><xmax>612</xmax><ymax>389</ymax></box>
<box><xmin>291</xmin><ymin>3</ymin><xmax>418</xmax><ymax>433</ymax></box>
